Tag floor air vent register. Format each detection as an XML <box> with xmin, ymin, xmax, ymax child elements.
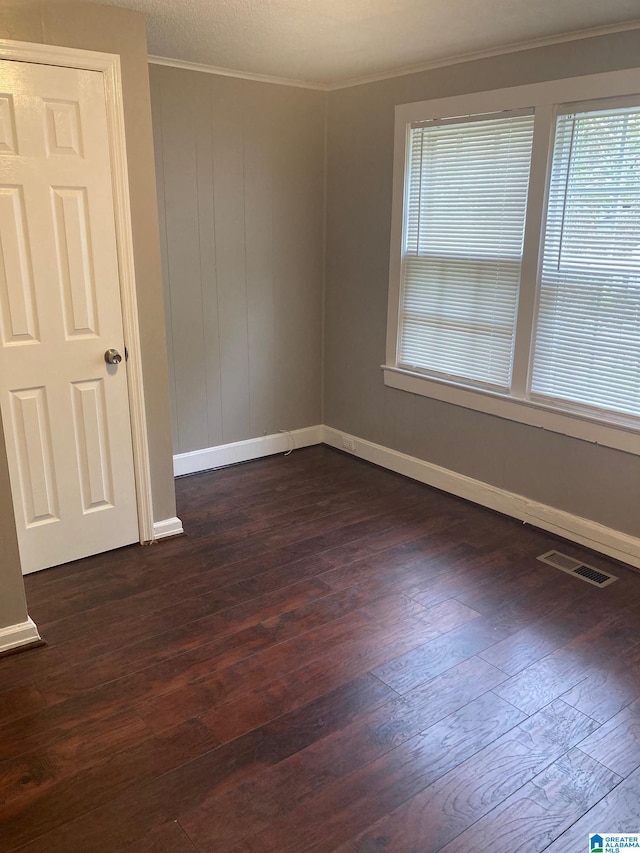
<box><xmin>537</xmin><ymin>550</ymin><xmax>618</xmax><ymax>588</ymax></box>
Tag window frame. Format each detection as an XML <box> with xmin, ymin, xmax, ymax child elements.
<box><xmin>384</xmin><ymin>68</ymin><xmax>640</xmax><ymax>456</ymax></box>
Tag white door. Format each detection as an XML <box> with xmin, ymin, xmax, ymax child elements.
<box><xmin>0</xmin><ymin>59</ymin><xmax>139</xmax><ymax>574</ymax></box>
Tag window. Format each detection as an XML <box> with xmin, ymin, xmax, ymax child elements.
<box><xmin>385</xmin><ymin>69</ymin><xmax>640</xmax><ymax>454</ymax></box>
<box><xmin>532</xmin><ymin>105</ymin><xmax>640</xmax><ymax>418</ymax></box>
<box><xmin>400</xmin><ymin>111</ymin><xmax>534</xmax><ymax>391</ymax></box>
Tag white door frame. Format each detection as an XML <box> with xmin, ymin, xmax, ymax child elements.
<box><xmin>0</xmin><ymin>38</ymin><xmax>154</xmax><ymax>544</ymax></box>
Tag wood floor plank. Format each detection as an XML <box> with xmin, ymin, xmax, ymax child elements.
<box><xmin>181</xmin><ymin>689</ymin><xmax>524</xmax><ymax>851</ymax></box>
<box><xmin>437</xmin><ymin>748</ymin><xmax>621</xmax><ymax>853</ymax></box>
<box><xmin>317</xmin><ymin>539</ymin><xmax>478</xmax><ymax>595</ymax></box>
<box><xmin>561</xmin><ymin>660</ymin><xmax>640</xmax><ymax>724</ymax></box>
<box><xmin>543</xmin><ymin>764</ymin><xmax>640</xmax><ymax>850</ymax></box>
<box><xmin>0</xmin><ymin>684</ymin><xmax>47</xmax><ymax>725</ymax></box>
<box><xmin>492</xmin><ymin>604</ymin><xmax>640</xmax><ymax>717</ymax></box>
<box><xmin>452</xmin><ymin>558</ymin><xmax>552</xmax><ymax>613</ymax></box>
<box><xmin>37</xmin><ymin>588</ymin><xmax>418</xmax><ymax>712</ymax></box>
<box><xmin>134</xmin><ymin>593</ymin><xmax>463</xmax><ymax>733</ymax></box>
<box><xmin>478</xmin><ymin>593</ymin><xmax>595</xmax><ymax>675</ymax></box>
<box><xmin>0</xmin><ymin>645</ymin><xmax>70</xmax><ymax>692</ymax></box>
<box><xmin>46</xmin><ymin>544</ymin><xmax>354</xmax><ymax>663</ymax></box>
<box><xmin>371</xmin><ymin>616</ymin><xmax>497</xmax><ymax>694</ymax></box>
<box><xmin>195</xmin><ymin>597</ymin><xmax>479</xmax><ymax>741</ymax></box>
<box><xmin>15</xmin><ymin>674</ymin><xmax>395</xmax><ymax>852</ymax></box>
<box><xmin>121</xmin><ymin>821</ymin><xmax>199</xmax><ymax>853</ymax></box>
<box><xmin>0</xmin><ymin>707</ymin><xmax>150</xmax><ymax>812</ymax></box>
<box><xmin>371</xmin><ymin>576</ymin><xmax>590</xmax><ymax>696</ymax></box>
<box><xmin>53</xmin><ymin>576</ymin><xmax>332</xmax><ymax>680</ymax></box>
<box><xmin>204</xmin><ymin>659</ymin><xmax>512</xmax><ymax>853</ymax></box>
<box><xmin>577</xmin><ymin>697</ymin><xmax>640</xmax><ymax>777</ymax></box>
<box><xmin>0</xmin><ymin>719</ymin><xmax>219</xmax><ymax>850</ymax></box>
<box><xmin>0</xmin><ymin>688</ymin><xmax>152</xmax><ymax>765</ymax></box>
<box><xmin>344</xmin><ymin>700</ymin><xmax>599</xmax><ymax>853</ymax></box>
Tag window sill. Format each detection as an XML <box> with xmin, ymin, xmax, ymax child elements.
<box><xmin>382</xmin><ymin>365</ymin><xmax>640</xmax><ymax>456</ymax></box>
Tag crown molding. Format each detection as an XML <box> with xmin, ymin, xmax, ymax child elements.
<box><xmin>148</xmin><ymin>55</ymin><xmax>328</xmax><ymax>90</ymax></box>
<box><xmin>149</xmin><ymin>20</ymin><xmax>640</xmax><ymax>92</ymax></box>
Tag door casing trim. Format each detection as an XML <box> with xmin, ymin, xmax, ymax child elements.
<box><xmin>0</xmin><ymin>38</ymin><xmax>154</xmax><ymax>545</ymax></box>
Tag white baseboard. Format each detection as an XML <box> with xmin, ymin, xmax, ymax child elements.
<box><xmin>0</xmin><ymin>616</ymin><xmax>41</xmax><ymax>655</ymax></box>
<box><xmin>152</xmin><ymin>516</ymin><xmax>184</xmax><ymax>539</ymax></box>
<box><xmin>173</xmin><ymin>426</ymin><xmax>324</xmax><ymax>477</ymax></box>
<box><xmin>322</xmin><ymin>425</ymin><xmax>640</xmax><ymax>570</ymax></box>
<box><xmin>171</xmin><ymin>423</ymin><xmax>640</xmax><ymax>568</ymax></box>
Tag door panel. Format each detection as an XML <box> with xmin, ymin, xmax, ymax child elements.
<box><xmin>9</xmin><ymin>386</ymin><xmax>58</xmax><ymax>526</ymax></box>
<box><xmin>0</xmin><ymin>94</ymin><xmax>17</xmax><ymax>153</ymax></box>
<box><xmin>44</xmin><ymin>100</ymin><xmax>83</xmax><ymax>157</ymax></box>
<box><xmin>52</xmin><ymin>187</ymin><xmax>99</xmax><ymax>338</ymax></box>
<box><xmin>71</xmin><ymin>378</ymin><xmax>114</xmax><ymax>511</ymax></box>
<box><xmin>0</xmin><ymin>186</ymin><xmax>39</xmax><ymax>345</ymax></box>
<box><xmin>0</xmin><ymin>59</ymin><xmax>139</xmax><ymax>574</ymax></box>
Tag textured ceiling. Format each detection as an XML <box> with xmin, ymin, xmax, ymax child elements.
<box><xmin>90</xmin><ymin>0</ymin><xmax>640</xmax><ymax>85</ymax></box>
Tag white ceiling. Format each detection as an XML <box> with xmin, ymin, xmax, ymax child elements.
<box><xmin>94</xmin><ymin>0</ymin><xmax>640</xmax><ymax>86</ymax></box>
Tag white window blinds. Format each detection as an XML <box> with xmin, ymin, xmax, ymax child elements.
<box><xmin>531</xmin><ymin>105</ymin><xmax>640</xmax><ymax>419</ymax></box>
<box><xmin>399</xmin><ymin>111</ymin><xmax>535</xmax><ymax>391</ymax></box>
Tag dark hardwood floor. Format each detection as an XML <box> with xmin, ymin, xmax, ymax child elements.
<box><xmin>2</xmin><ymin>445</ymin><xmax>640</xmax><ymax>851</ymax></box>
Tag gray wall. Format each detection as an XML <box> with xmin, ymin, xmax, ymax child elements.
<box><xmin>0</xmin><ymin>415</ymin><xmax>27</xmax><ymax>630</ymax></box>
<box><xmin>324</xmin><ymin>29</ymin><xmax>640</xmax><ymax>538</ymax></box>
<box><xmin>150</xmin><ymin>65</ymin><xmax>325</xmax><ymax>454</ymax></box>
